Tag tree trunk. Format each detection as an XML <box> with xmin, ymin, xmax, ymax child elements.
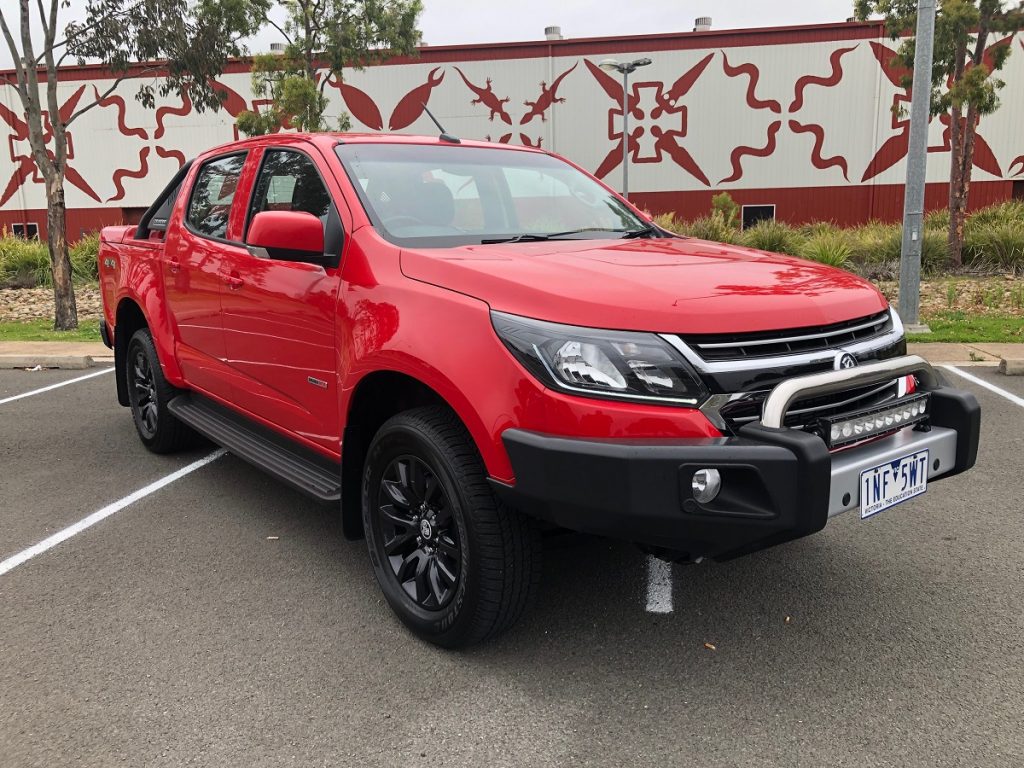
<box><xmin>952</xmin><ymin>106</ymin><xmax>982</xmax><ymax>268</ymax></box>
<box><xmin>948</xmin><ymin>111</ymin><xmax>968</xmax><ymax>269</ymax></box>
<box><xmin>947</xmin><ymin>34</ymin><xmax>968</xmax><ymax>269</ymax></box>
<box><xmin>45</xmin><ymin>174</ymin><xmax>77</xmax><ymax>330</ymax></box>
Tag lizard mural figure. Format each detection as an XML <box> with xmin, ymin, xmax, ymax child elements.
<box><xmin>454</xmin><ymin>68</ymin><xmax>513</xmax><ymax>124</ymax></box>
<box><xmin>521</xmin><ymin>62</ymin><xmax>578</xmax><ymax>125</ymax></box>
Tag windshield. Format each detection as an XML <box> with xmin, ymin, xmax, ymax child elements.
<box><xmin>335</xmin><ymin>143</ymin><xmax>651</xmax><ymax>247</ymax></box>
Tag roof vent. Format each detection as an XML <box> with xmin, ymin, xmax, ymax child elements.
<box><xmin>269</xmin><ymin>42</ymin><xmax>286</xmax><ymax>54</ymax></box>
<box><xmin>693</xmin><ymin>16</ymin><xmax>712</xmax><ymax>32</ymax></box>
<box><xmin>545</xmin><ymin>25</ymin><xmax>563</xmax><ymax>40</ymax></box>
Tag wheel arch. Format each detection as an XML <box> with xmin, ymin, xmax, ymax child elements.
<box><xmin>112</xmin><ymin>292</ymin><xmax>184</xmax><ymax>406</ymax></box>
<box><xmin>113</xmin><ymin>298</ymin><xmax>149</xmax><ymax>406</ymax></box>
<box><xmin>340</xmin><ymin>368</ymin><xmax>492</xmax><ymax>540</ymax></box>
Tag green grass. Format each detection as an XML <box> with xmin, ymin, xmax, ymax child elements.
<box><xmin>907</xmin><ymin>312</ymin><xmax>1024</xmax><ymax>343</ymax></box>
<box><xmin>0</xmin><ymin>319</ymin><xmax>102</xmax><ymax>342</ymax></box>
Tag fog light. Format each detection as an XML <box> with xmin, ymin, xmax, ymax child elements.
<box><xmin>692</xmin><ymin>468</ymin><xmax>722</xmax><ymax>504</ymax></box>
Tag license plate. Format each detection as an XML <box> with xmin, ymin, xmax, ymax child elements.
<box><xmin>859</xmin><ymin>450</ymin><xmax>929</xmax><ymax>519</ymax></box>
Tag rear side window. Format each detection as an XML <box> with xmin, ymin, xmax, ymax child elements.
<box><xmin>248</xmin><ymin>149</ymin><xmax>331</xmax><ymax>225</ymax></box>
<box><xmin>187</xmin><ymin>153</ymin><xmax>247</xmax><ymax>240</ymax></box>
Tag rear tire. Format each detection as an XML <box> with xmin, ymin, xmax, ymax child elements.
<box><xmin>126</xmin><ymin>328</ymin><xmax>196</xmax><ymax>454</ymax></box>
<box><xmin>362</xmin><ymin>406</ymin><xmax>542</xmax><ymax>648</ymax></box>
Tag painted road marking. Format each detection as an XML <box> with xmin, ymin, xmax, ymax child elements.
<box><xmin>0</xmin><ymin>367</ymin><xmax>114</xmax><ymax>406</ymax></box>
<box><xmin>0</xmin><ymin>450</ymin><xmax>226</xmax><ymax>577</ymax></box>
<box><xmin>942</xmin><ymin>365</ymin><xmax>1024</xmax><ymax>409</ymax></box>
<box><xmin>645</xmin><ymin>555</ymin><xmax>673</xmax><ymax>614</ymax></box>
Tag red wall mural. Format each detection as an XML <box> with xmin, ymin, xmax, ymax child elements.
<box><xmin>1</xmin><ymin>20</ymin><xmax>1022</xmax><ymax>238</ymax></box>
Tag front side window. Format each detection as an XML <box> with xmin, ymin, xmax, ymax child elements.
<box><xmin>187</xmin><ymin>153</ymin><xmax>247</xmax><ymax>239</ymax></box>
<box><xmin>248</xmin><ymin>149</ymin><xmax>332</xmax><ymax>228</ymax></box>
<box><xmin>336</xmin><ymin>143</ymin><xmax>649</xmax><ymax>248</ymax></box>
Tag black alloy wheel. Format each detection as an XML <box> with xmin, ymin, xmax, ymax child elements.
<box><xmin>125</xmin><ymin>328</ymin><xmax>196</xmax><ymax>454</ymax></box>
<box><xmin>362</xmin><ymin>406</ymin><xmax>542</xmax><ymax>648</ymax></box>
<box><xmin>131</xmin><ymin>345</ymin><xmax>159</xmax><ymax>439</ymax></box>
<box><xmin>377</xmin><ymin>455</ymin><xmax>461</xmax><ymax>610</ymax></box>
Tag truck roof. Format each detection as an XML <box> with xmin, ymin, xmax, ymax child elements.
<box><xmin>202</xmin><ymin>132</ymin><xmax>547</xmax><ymax>157</ymax></box>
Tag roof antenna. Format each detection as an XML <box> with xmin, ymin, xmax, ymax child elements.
<box><xmin>422</xmin><ymin>102</ymin><xmax>461</xmax><ymax>144</ymax></box>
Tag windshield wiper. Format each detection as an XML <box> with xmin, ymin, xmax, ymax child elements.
<box><xmin>619</xmin><ymin>224</ymin><xmax>660</xmax><ymax>239</ymax></box>
<box><xmin>481</xmin><ymin>226</ymin><xmax>657</xmax><ymax>244</ymax></box>
<box><xmin>481</xmin><ymin>233</ymin><xmax>559</xmax><ymax>244</ymax></box>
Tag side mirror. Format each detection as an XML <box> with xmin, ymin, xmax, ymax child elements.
<box><xmin>247</xmin><ymin>210</ymin><xmax>326</xmax><ymax>264</ymax></box>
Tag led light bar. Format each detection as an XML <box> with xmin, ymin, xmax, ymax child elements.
<box><xmin>819</xmin><ymin>393</ymin><xmax>931</xmax><ymax>449</ymax></box>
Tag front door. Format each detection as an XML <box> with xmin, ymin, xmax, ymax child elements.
<box><xmin>162</xmin><ymin>152</ymin><xmax>249</xmax><ymax>400</ymax></box>
<box><xmin>220</xmin><ymin>147</ymin><xmax>344</xmax><ymax>451</ymax></box>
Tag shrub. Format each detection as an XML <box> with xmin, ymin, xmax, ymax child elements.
<box><xmin>964</xmin><ymin>219</ymin><xmax>1024</xmax><ymax>269</ymax></box>
<box><xmin>0</xmin><ymin>236</ymin><xmax>51</xmax><ymax>288</ymax></box>
<box><xmin>924</xmin><ymin>207</ymin><xmax>949</xmax><ymax>231</ymax></box>
<box><xmin>679</xmin><ymin>211</ymin><xmax>738</xmax><ymax>244</ymax></box>
<box><xmin>70</xmin><ymin>233</ymin><xmax>100</xmax><ymax>282</ymax></box>
<box><xmin>800</xmin><ymin>231</ymin><xmax>852</xmax><ymax>268</ymax></box>
<box><xmin>798</xmin><ymin>220</ymin><xmax>840</xmax><ymax>239</ymax></box>
<box><xmin>0</xmin><ymin>231</ymin><xmax>100</xmax><ymax>288</ymax></box>
<box><xmin>651</xmin><ymin>212</ymin><xmax>683</xmax><ymax>234</ymax></box>
<box><xmin>740</xmin><ymin>219</ymin><xmax>804</xmax><ymax>255</ymax></box>
<box><xmin>710</xmin><ymin>192</ymin><xmax>740</xmax><ymax>229</ymax></box>
<box><xmin>848</xmin><ymin>221</ymin><xmax>902</xmax><ymax>265</ymax></box>
<box><xmin>965</xmin><ymin>200</ymin><xmax>1024</xmax><ymax>230</ymax></box>
<box><xmin>920</xmin><ymin>229</ymin><xmax>950</xmax><ymax>273</ymax></box>
<box><xmin>854</xmin><ymin>259</ymin><xmax>900</xmax><ymax>281</ymax></box>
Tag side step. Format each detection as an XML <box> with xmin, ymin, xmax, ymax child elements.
<box><xmin>168</xmin><ymin>394</ymin><xmax>341</xmax><ymax>502</ymax></box>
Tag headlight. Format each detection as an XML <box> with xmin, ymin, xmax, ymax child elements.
<box><xmin>492</xmin><ymin>311</ymin><xmax>708</xmax><ymax>406</ymax></box>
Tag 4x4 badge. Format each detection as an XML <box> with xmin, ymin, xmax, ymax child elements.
<box><xmin>834</xmin><ymin>352</ymin><xmax>858</xmax><ymax>370</ymax></box>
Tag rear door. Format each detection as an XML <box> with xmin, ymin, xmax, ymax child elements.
<box><xmin>219</xmin><ymin>144</ymin><xmax>345</xmax><ymax>451</ymax></box>
<box><xmin>162</xmin><ymin>151</ymin><xmax>251</xmax><ymax>399</ymax></box>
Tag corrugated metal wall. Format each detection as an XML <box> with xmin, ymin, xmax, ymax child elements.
<box><xmin>2</xmin><ymin>21</ymin><xmax>1022</xmax><ymax>236</ymax></box>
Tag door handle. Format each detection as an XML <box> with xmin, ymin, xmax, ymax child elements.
<box><xmin>168</xmin><ymin>257</ymin><xmax>180</xmax><ymax>275</ymax></box>
<box><xmin>226</xmin><ymin>273</ymin><xmax>244</xmax><ymax>289</ymax></box>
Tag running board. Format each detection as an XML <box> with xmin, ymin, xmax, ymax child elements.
<box><xmin>168</xmin><ymin>394</ymin><xmax>341</xmax><ymax>502</ymax></box>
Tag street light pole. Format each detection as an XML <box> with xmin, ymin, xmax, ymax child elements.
<box><xmin>598</xmin><ymin>57</ymin><xmax>652</xmax><ymax>200</ymax></box>
<box><xmin>622</xmin><ymin>69</ymin><xmax>629</xmax><ymax>198</ymax></box>
<box><xmin>899</xmin><ymin>0</ymin><xmax>936</xmax><ymax>333</ymax></box>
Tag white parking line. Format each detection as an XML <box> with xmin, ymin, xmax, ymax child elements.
<box><xmin>645</xmin><ymin>555</ymin><xmax>674</xmax><ymax>613</ymax></box>
<box><xmin>0</xmin><ymin>367</ymin><xmax>114</xmax><ymax>406</ymax></box>
<box><xmin>0</xmin><ymin>449</ymin><xmax>226</xmax><ymax>577</ymax></box>
<box><xmin>942</xmin><ymin>365</ymin><xmax>1024</xmax><ymax>409</ymax></box>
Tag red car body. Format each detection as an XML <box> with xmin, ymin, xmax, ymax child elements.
<box><xmin>98</xmin><ymin>133</ymin><xmax>978</xmax><ymax>565</ymax></box>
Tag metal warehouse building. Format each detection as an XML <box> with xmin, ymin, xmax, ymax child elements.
<box><xmin>2</xmin><ymin>19</ymin><xmax>1023</xmax><ymax>238</ymax></box>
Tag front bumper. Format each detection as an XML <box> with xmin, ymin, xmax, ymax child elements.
<box><xmin>493</xmin><ymin>361</ymin><xmax>980</xmax><ymax>561</ymax></box>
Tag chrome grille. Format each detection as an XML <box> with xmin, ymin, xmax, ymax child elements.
<box><xmin>681</xmin><ymin>310</ymin><xmax>893</xmax><ymax>362</ymax></box>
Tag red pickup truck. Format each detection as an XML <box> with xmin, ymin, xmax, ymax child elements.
<box><xmin>99</xmin><ymin>133</ymin><xmax>980</xmax><ymax>647</ymax></box>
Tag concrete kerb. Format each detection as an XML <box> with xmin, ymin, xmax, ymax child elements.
<box><xmin>998</xmin><ymin>358</ymin><xmax>1024</xmax><ymax>376</ymax></box>
<box><xmin>0</xmin><ymin>342</ymin><xmax>113</xmax><ymax>370</ymax></box>
<box><xmin>0</xmin><ymin>355</ymin><xmax>101</xmax><ymax>370</ymax></box>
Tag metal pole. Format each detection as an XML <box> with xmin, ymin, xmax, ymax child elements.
<box><xmin>898</xmin><ymin>0</ymin><xmax>936</xmax><ymax>331</ymax></box>
<box><xmin>622</xmin><ymin>70</ymin><xmax>629</xmax><ymax>199</ymax></box>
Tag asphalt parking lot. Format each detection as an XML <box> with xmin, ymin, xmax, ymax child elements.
<box><xmin>1</xmin><ymin>365</ymin><xmax>1022</xmax><ymax>767</ymax></box>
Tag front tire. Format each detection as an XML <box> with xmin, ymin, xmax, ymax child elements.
<box><xmin>362</xmin><ymin>406</ymin><xmax>541</xmax><ymax>648</ymax></box>
<box><xmin>126</xmin><ymin>328</ymin><xmax>196</xmax><ymax>454</ymax></box>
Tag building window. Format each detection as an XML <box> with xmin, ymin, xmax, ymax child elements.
<box><xmin>12</xmin><ymin>222</ymin><xmax>39</xmax><ymax>239</ymax></box>
<box><xmin>741</xmin><ymin>204</ymin><xmax>776</xmax><ymax>230</ymax></box>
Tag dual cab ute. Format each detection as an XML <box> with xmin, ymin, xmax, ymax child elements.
<box><xmin>99</xmin><ymin>133</ymin><xmax>980</xmax><ymax>647</ymax></box>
